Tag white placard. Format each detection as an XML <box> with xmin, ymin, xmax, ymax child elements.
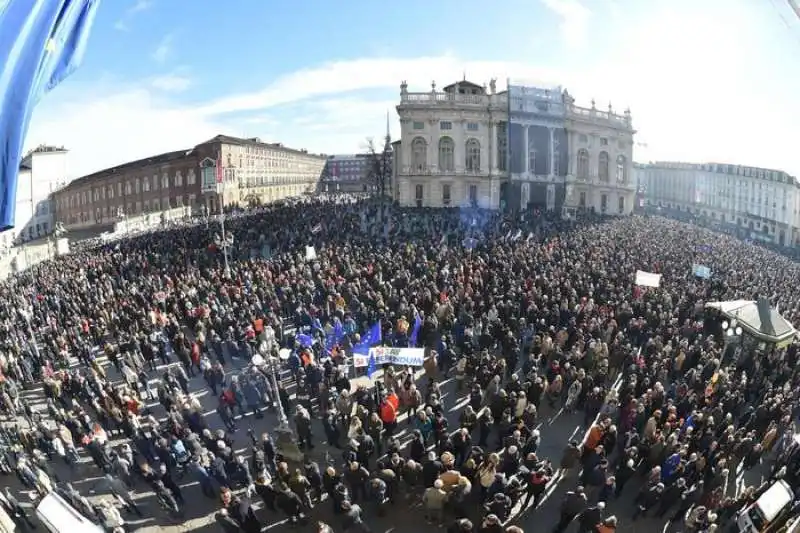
<box><xmin>305</xmin><ymin>246</ymin><xmax>317</xmax><ymax>261</ymax></box>
<box><xmin>56</xmin><ymin>238</ymin><xmax>70</xmax><ymax>255</ymax></box>
<box><xmin>635</xmin><ymin>270</ymin><xmax>662</xmax><ymax>288</ymax></box>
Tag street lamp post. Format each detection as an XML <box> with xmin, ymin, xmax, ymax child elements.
<box><xmin>721</xmin><ymin>319</ymin><xmax>744</xmax><ymax>363</ymax></box>
<box><xmin>48</xmin><ymin>222</ymin><xmax>66</xmax><ymax>259</ymax></box>
<box><xmin>213</xmin><ymin>219</ymin><xmax>233</xmax><ymax>278</ymax></box>
<box><xmin>116</xmin><ymin>207</ymin><xmax>128</xmax><ymax>235</ymax></box>
<box><xmin>252</xmin><ymin>348</ymin><xmax>303</xmax><ymax>462</ymax></box>
<box><xmin>18</xmin><ymin>307</ymin><xmax>40</xmax><ymax>363</ymax></box>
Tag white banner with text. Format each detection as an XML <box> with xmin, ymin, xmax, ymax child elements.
<box><xmin>353</xmin><ymin>347</ymin><xmax>425</xmax><ymax>368</ymax></box>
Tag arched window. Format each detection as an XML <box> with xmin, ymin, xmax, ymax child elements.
<box><xmin>577</xmin><ymin>149</ymin><xmax>589</xmax><ymax>180</ymax></box>
<box><xmin>616</xmin><ymin>154</ymin><xmax>627</xmax><ymax>183</ymax></box>
<box><xmin>598</xmin><ymin>151</ymin><xmax>610</xmax><ymax>182</ymax></box>
<box><xmin>411</xmin><ymin>137</ymin><xmax>427</xmax><ymax>172</ymax></box>
<box><xmin>465</xmin><ymin>139</ymin><xmax>481</xmax><ymax>172</ymax></box>
<box><xmin>439</xmin><ymin>136</ymin><xmax>455</xmax><ymax>172</ymax></box>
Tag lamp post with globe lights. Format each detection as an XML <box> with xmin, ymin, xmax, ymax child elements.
<box><xmin>722</xmin><ymin>319</ymin><xmax>743</xmax><ymax>338</ymax></box>
<box><xmin>252</xmin><ymin>347</ymin><xmax>303</xmax><ymax>462</ymax></box>
<box><xmin>721</xmin><ymin>319</ymin><xmax>744</xmax><ymax>364</ymax></box>
<box><xmin>17</xmin><ymin>306</ymin><xmax>40</xmax><ymax>363</ymax></box>
<box><xmin>213</xmin><ymin>228</ymin><xmax>233</xmax><ymax>279</ymax></box>
<box><xmin>48</xmin><ymin>222</ymin><xmax>67</xmax><ymax>259</ymax></box>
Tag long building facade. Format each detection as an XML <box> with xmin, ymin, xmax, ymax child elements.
<box><xmin>394</xmin><ymin>79</ymin><xmax>637</xmax><ymax>214</ymax></box>
<box><xmin>636</xmin><ymin>161</ymin><xmax>800</xmax><ymax>247</ymax></box>
<box><xmin>54</xmin><ymin>135</ymin><xmax>325</xmax><ymax>231</ymax></box>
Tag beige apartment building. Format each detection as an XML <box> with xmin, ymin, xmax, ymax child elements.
<box><xmin>53</xmin><ymin>134</ymin><xmax>326</xmax><ymax>231</ymax></box>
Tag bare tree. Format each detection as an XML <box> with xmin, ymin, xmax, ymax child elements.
<box><xmin>363</xmin><ymin>136</ymin><xmax>390</xmax><ymax>199</ymax></box>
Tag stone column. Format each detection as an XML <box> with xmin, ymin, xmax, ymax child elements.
<box><xmin>489</xmin><ymin>122</ymin><xmax>496</xmax><ymax>172</ymax></box>
<box><xmin>567</xmin><ymin>131</ymin><xmax>575</xmax><ymax>175</ymax></box>
<box><xmin>523</xmin><ymin>126</ymin><xmax>529</xmax><ymax>174</ymax></box>
<box><xmin>549</xmin><ymin>127</ymin><xmax>555</xmax><ymax>176</ymax></box>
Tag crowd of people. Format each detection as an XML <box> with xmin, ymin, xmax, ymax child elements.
<box><xmin>0</xmin><ymin>196</ymin><xmax>799</xmax><ymax>533</ymax></box>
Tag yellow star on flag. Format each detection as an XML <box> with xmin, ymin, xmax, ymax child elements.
<box><xmin>45</xmin><ymin>38</ymin><xmax>56</xmax><ymax>53</ymax></box>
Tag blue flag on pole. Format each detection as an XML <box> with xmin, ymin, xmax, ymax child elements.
<box><xmin>0</xmin><ymin>0</ymin><xmax>101</xmax><ymax>229</ymax></box>
<box><xmin>353</xmin><ymin>321</ymin><xmax>382</xmax><ymax>355</ymax></box>
<box><xmin>324</xmin><ymin>320</ymin><xmax>345</xmax><ymax>353</ymax></box>
<box><xmin>366</xmin><ymin>352</ymin><xmax>377</xmax><ymax>379</ymax></box>
<box><xmin>409</xmin><ymin>313</ymin><xmax>423</xmax><ymax>347</ymax></box>
<box><xmin>296</xmin><ymin>333</ymin><xmax>314</xmax><ymax>348</ymax></box>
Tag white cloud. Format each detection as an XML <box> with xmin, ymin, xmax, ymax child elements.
<box><xmin>115</xmin><ymin>0</ymin><xmax>153</xmax><ymax>32</ymax></box>
<box><xmin>541</xmin><ymin>0</ymin><xmax>591</xmax><ymax>49</ymax></box>
<box><xmin>27</xmin><ymin>86</ymin><xmax>227</xmax><ymax>179</ymax></box>
<box><xmin>151</xmin><ymin>34</ymin><xmax>173</xmax><ymax>64</ymax></box>
<box><xmin>196</xmin><ymin>56</ymin><xmax>564</xmax><ymax>116</ymax></box>
<box><xmin>24</xmin><ymin>1</ymin><xmax>800</xmax><ymax>180</ymax></box>
<box><xmin>130</xmin><ymin>0</ymin><xmax>153</xmax><ymax>13</ymax></box>
<box><xmin>150</xmin><ymin>74</ymin><xmax>192</xmax><ymax>92</ymax></box>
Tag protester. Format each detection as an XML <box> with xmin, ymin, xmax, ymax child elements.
<box><xmin>0</xmin><ymin>197</ymin><xmax>799</xmax><ymax>533</ymax></box>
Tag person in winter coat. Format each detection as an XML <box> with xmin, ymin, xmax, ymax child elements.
<box><xmin>254</xmin><ymin>473</ymin><xmax>278</xmax><ymax>512</ymax></box>
<box><xmin>295</xmin><ymin>405</ymin><xmax>314</xmax><ymax>449</ymax></box>
<box><xmin>102</xmin><ymin>474</ymin><xmax>142</xmax><ymax>516</ymax></box>
<box><xmin>341</xmin><ymin>500</ymin><xmax>369</xmax><ymax>532</ymax></box>
<box><xmin>559</xmin><ymin>440</ymin><xmax>582</xmax><ymax>476</ymax></box>
<box><xmin>216</xmin><ymin>396</ymin><xmax>237</xmax><ymax>432</ymax></box>
<box><xmin>478</xmin><ymin>514</ymin><xmax>503</xmax><ymax>533</ymax></box>
<box><xmin>554</xmin><ymin>487</ymin><xmax>588</xmax><ymax>533</ymax></box>
<box><xmin>276</xmin><ymin>489</ymin><xmax>304</xmax><ymax>525</ymax></box>
<box><xmin>614</xmin><ymin>458</ymin><xmax>636</xmax><ymax>497</ymax></box>
<box><xmin>595</xmin><ymin>516</ymin><xmax>618</xmax><ymax>533</ymax></box>
<box><xmin>597</xmin><ymin>476</ymin><xmax>616</xmax><ymax>504</ymax></box>
<box><xmin>523</xmin><ymin>468</ymin><xmax>550</xmax><ymax>509</ymax></box>
<box><xmin>215</xmin><ymin>509</ymin><xmax>243</xmax><ymax>533</ymax></box>
<box><xmin>656</xmin><ymin>477</ymin><xmax>686</xmax><ymax>517</ymax></box>
<box><xmin>241</xmin><ymin>377</ymin><xmax>264</xmax><ymax>418</ymax></box>
<box><xmin>577</xmin><ymin>502</ymin><xmax>605</xmax><ymax>533</ymax></box>
<box><xmin>345</xmin><ymin>461</ymin><xmax>370</xmax><ymax>502</ymax></box>
<box><xmin>423</xmin><ymin>479</ymin><xmax>448</xmax><ymax>524</ymax></box>
<box><xmin>633</xmin><ymin>482</ymin><xmax>663</xmax><ymax>520</ymax></box>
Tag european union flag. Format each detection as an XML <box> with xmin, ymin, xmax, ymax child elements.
<box><xmin>366</xmin><ymin>352</ymin><xmax>377</xmax><ymax>379</ymax></box>
<box><xmin>353</xmin><ymin>321</ymin><xmax>382</xmax><ymax>355</ymax></box>
<box><xmin>324</xmin><ymin>320</ymin><xmax>345</xmax><ymax>353</ymax></box>
<box><xmin>0</xmin><ymin>0</ymin><xmax>101</xmax><ymax>230</ymax></box>
<box><xmin>409</xmin><ymin>313</ymin><xmax>423</xmax><ymax>348</ymax></box>
<box><xmin>296</xmin><ymin>333</ymin><xmax>314</xmax><ymax>348</ymax></box>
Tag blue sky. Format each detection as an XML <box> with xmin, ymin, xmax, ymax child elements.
<box><xmin>25</xmin><ymin>0</ymin><xmax>800</xmax><ymax>179</ymax></box>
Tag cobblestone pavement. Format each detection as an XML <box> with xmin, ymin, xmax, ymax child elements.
<box><xmin>5</xmin><ymin>343</ymin><xmax>768</xmax><ymax>533</ymax></box>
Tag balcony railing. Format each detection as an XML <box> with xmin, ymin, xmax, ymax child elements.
<box><xmin>400</xmin><ymin>92</ymin><xmax>507</xmax><ymax>108</ymax></box>
<box><xmin>568</xmin><ymin>105</ymin><xmax>631</xmax><ymax>127</ymax></box>
<box><xmin>568</xmin><ymin>173</ymin><xmax>636</xmax><ymax>189</ymax></box>
<box><xmin>399</xmin><ymin>166</ymin><xmax>493</xmax><ymax>177</ymax></box>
